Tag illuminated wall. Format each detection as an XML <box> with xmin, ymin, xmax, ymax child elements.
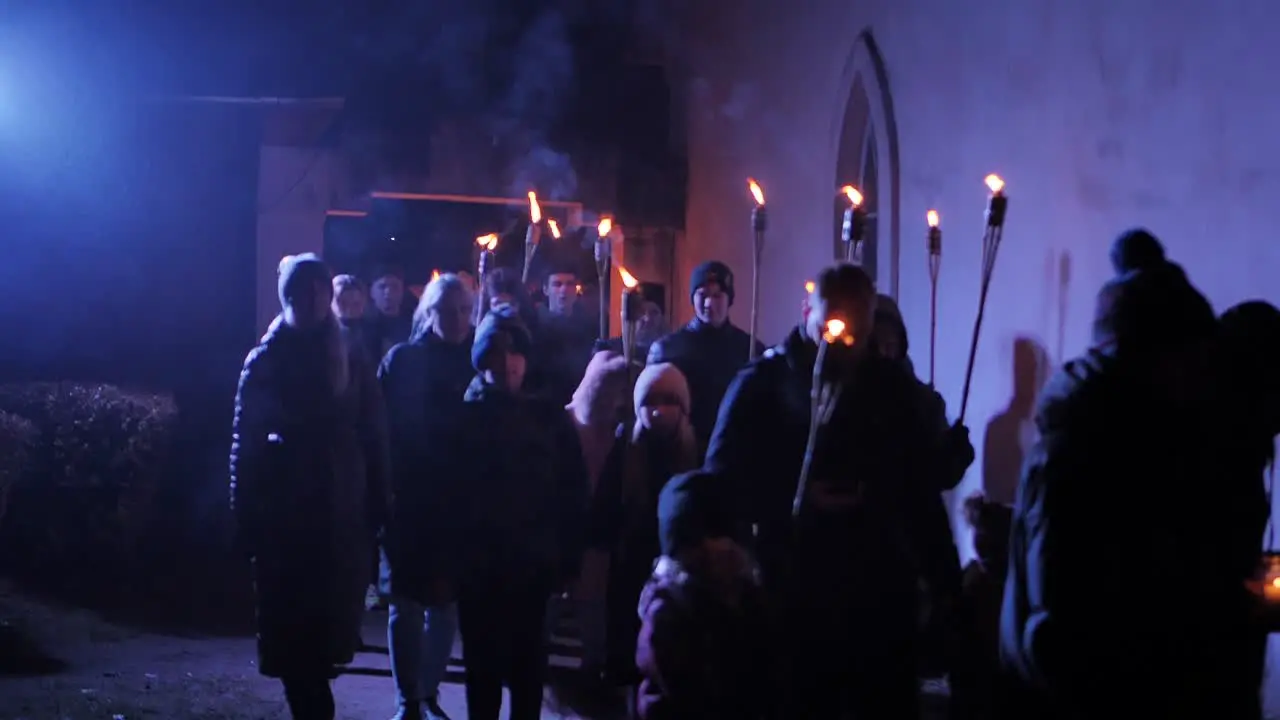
<box><xmin>675</xmin><ymin>0</ymin><xmax>1280</xmax><ymax>705</ymax></box>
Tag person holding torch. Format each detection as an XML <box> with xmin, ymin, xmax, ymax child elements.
<box><xmin>703</xmin><ymin>262</ymin><xmax>959</xmax><ymax>719</ymax></box>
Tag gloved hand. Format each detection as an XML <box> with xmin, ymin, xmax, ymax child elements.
<box><xmin>947</xmin><ymin>422</ymin><xmax>976</xmax><ymax>474</ymax></box>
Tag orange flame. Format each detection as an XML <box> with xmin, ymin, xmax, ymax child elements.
<box><xmin>927</xmin><ymin>210</ymin><xmax>940</xmax><ymax>228</ymax></box>
<box><xmin>841</xmin><ymin>185</ymin><xmax>864</xmax><ymax>207</ymax></box>
<box><xmin>431</xmin><ymin>269</ymin><xmax>441</xmax><ymax>282</ymax></box>
<box><xmin>547</xmin><ymin>218</ymin><xmax>561</xmax><ymax>239</ymax></box>
<box><xmin>617</xmin><ymin>265</ymin><xmax>639</xmax><ymax>289</ymax></box>
<box><xmin>527</xmin><ymin>191</ymin><xmax>542</xmax><ymax>223</ymax></box>
<box><xmin>597</xmin><ymin>217</ymin><xmax>613</xmax><ymax>237</ymax></box>
<box><xmin>804</xmin><ymin>280</ymin><xmax>815</xmax><ymax>294</ymax></box>
<box><xmin>984</xmin><ymin>174</ymin><xmax>1005</xmax><ymax>195</ymax></box>
<box><xmin>819</xmin><ymin>317</ymin><xmax>849</xmax><ymax>343</ymax></box>
<box><xmin>475</xmin><ymin>233</ymin><xmax>499</xmax><ymax>251</ymax></box>
<box><xmin>747</xmin><ymin>178</ymin><xmax>765</xmax><ymax>206</ymax></box>
<box><xmin>575</xmin><ymin>284</ymin><xmax>583</xmax><ymax>295</ymax></box>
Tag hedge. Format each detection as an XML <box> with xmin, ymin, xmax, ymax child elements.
<box><xmin>0</xmin><ymin>383</ymin><xmax>178</xmax><ymax>583</ymax></box>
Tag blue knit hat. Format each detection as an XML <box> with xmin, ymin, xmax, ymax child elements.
<box><xmin>472</xmin><ymin>304</ymin><xmax>533</xmax><ymax>371</ymax></box>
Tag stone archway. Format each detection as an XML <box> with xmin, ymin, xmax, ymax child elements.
<box><xmin>831</xmin><ymin>31</ymin><xmax>900</xmax><ymax>299</ymax></box>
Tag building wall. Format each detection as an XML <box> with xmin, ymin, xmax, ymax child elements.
<box><xmin>677</xmin><ymin>0</ymin><xmax>1280</xmax><ymax>704</ymax></box>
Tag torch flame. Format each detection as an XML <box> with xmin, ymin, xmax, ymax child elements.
<box><xmin>617</xmin><ymin>265</ymin><xmax>639</xmax><ymax>289</ymax></box>
<box><xmin>841</xmin><ymin>185</ymin><xmax>864</xmax><ymax>207</ymax></box>
<box><xmin>547</xmin><ymin>218</ymin><xmax>561</xmax><ymax>239</ymax></box>
<box><xmin>824</xmin><ymin>319</ymin><xmax>847</xmax><ymax>342</ymax></box>
<box><xmin>527</xmin><ymin>191</ymin><xmax>542</xmax><ymax>223</ymax></box>
<box><xmin>431</xmin><ymin>269</ymin><xmax>441</xmax><ymax>282</ymax></box>
<box><xmin>927</xmin><ymin>210</ymin><xmax>940</xmax><ymax>228</ymax></box>
<box><xmin>747</xmin><ymin>178</ymin><xmax>765</xmax><ymax>206</ymax></box>
<box><xmin>597</xmin><ymin>217</ymin><xmax>613</xmax><ymax>237</ymax></box>
<box><xmin>475</xmin><ymin>233</ymin><xmax>499</xmax><ymax>251</ymax></box>
<box><xmin>984</xmin><ymin>174</ymin><xmax>1006</xmax><ymax>195</ymax></box>
<box><xmin>804</xmin><ymin>281</ymin><xmax>815</xmax><ymax>294</ymax></box>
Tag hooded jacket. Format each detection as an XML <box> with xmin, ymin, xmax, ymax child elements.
<box><xmin>999</xmin><ymin>249</ymin><xmax>1244</xmax><ymax>717</ymax></box>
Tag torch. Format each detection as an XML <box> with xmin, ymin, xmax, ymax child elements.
<box><xmin>618</xmin><ymin>265</ymin><xmax>643</xmax><ymax>371</ymax></box>
<box><xmin>801</xmin><ymin>280</ymin><xmax>815</xmax><ymax>325</ymax></box>
<box><xmin>958</xmin><ymin>174</ymin><xmax>1009</xmax><ymax>424</ymax></box>
<box><xmin>547</xmin><ymin>218</ymin><xmax>562</xmax><ymax>240</ymax></box>
<box><xmin>594</xmin><ymin>216</ymin><xmax>614</xmax><ymax>342</ymax></box>
<box><xmin>926</xmin><ymin>210</ymin><xmax>942</xmax><ymax>387</ymax></box>
<box><xmin>840</xmin><ymin>185</ymin><xmax>868</xmax><ymax>264</ymax></box>
<box><xmin>431</xmin><ymin>269</ymin><xmax>441</xmax><ymax>283</ymax></box>
<box><xmin>521</xmin><ymin>191</ymin><xmax>543</xmax><ymax>285</ymax></box>
<box><xmin>747</xmin><ymin>178</ymin><xmax>767</xmax><ymax>362</ymax></box>
<box><xmin>792</xmin><ymin>318</ymin><xmax>853</xmax><ymax>519</ymax></box>
<box><xmin>474</xmin><ymin>233</ymin><xmax>499</xmax><ymax>325</ymax></box>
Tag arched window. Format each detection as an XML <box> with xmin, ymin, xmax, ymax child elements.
<box><xmin>831</xmin><ymin>31</ymin><xmax>900</xmax><ymax>298</ymax></box>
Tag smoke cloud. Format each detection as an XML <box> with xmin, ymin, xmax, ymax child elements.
<box><xmin>343</xmin><ymin>0</ymin><xmax>651</xmax><ymax>202</ymax></box>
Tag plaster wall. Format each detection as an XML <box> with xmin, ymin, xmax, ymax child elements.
<box><xmin>677</xmin><ymin>0</ymin><xmax>1280</xmax><ymax>706</ymax></box>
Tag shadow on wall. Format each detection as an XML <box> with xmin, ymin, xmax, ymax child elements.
<box><xmin>981</xmin><ymin>337</ymin><xmax>1050</xmax><ymax>505</ymax></box>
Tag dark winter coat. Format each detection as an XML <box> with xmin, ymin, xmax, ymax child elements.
<box><xmin>635</xmin><ymin>556</ymin><xmax>770</xmax><ymax>720</ymax></box>
<box><xmin>363</xmin><ymin>310</ymin><xmax>413</xmax><ymax>366</ymax></box>
<box><xmin>376</xmin><ymin>329</ymin><xmax>476</xmax><ymax>605</ymax></box>
<box><xmin>589</xmin><ymin>424</ymin><xmax>700</xmax><ymax>678</ymax></box>
<box><xmin>648</xmin><ymin>319</ymin><xmax>765</xmax><ymax>460</ymax></box>
<box><xmin>229</xmin><ymin>317</ymin><xmax>391</xmax><ymax>678</ymax></box>
<box><xmin>532</xmin><ymin>306</ymin><xmax>597</xmax><ymax>406</ymax></box>
<box><xmin>446</xmin><ymin>377</ymin><xmax>591</xmax><ymax>586</ymax></box>
<box><xmin>999</xmin><ymin>348</ymin><xmax>1258</xmax><ymax>719</ymax></box>
<box><xmin>950</xmin><ymin>560</ymin><xmax>1008</xmax><ymax>720</ymax></box>
<box><xmin>704</xmin><ymin>326</ymin><xmax>959</xmax><ymax>612</ymax></box>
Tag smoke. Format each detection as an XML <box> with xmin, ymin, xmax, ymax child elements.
<box><xmin>344</xmin><ymin>0</ymin><xmax>616</xmax><ymax>202</ymax></box>
<box><xmin>492</xmin><ymin>9</ymin><xmax>579</xmax><ymax>200</ymax></box>
<box><xmin>509</xmin><ymin>145</ymin><xmax>579</xmax><ymax>201</ymax></box>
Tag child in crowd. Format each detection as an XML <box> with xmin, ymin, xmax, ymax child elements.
<box><xmin>448</xmin><ymin>305</ymin><xmax>590</xmax><ymax>720</ymax></box>
<box><xmin>949</xmin><ymin>492</ymin><xmax>1014</xmax><ymax>720</ymax></box>
<box><xmin>634</xmin><ymin>471</ymin><xmax>769</xmax><ymax>720</ymax></box>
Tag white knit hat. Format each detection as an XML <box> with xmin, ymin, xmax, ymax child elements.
<box><xmin>633</xmin><ymin>362</ymin><xmax>691</xmax><ymax>417</ymax></box>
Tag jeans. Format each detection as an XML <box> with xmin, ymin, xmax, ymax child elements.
<box><xmin>388</xmin><ymin>598</ymin><xmax>459</xmax><ymax>708</ymax></box>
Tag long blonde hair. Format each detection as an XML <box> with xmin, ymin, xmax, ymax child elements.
<box><xmin>411</xmin><ymin>273</ymin><xmax>473</xmax><ymax>341</ymax></box>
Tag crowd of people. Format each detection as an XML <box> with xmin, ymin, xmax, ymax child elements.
<box><xmin>227</xmin><ymin>227</ymin><xmax>1280</xmax><ymax>720</ymax></box>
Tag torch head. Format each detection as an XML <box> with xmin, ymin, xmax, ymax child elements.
<box><xmin>547</xmin><ymin>218</ymin><xmax>561</xmax><ymax>239</ymax></box>
<box><xmin>984</xmin><ymin>174</ymin><xmax>1008</xmax><ymax>229</ymax></box>
<box><xmin>927</xmin><ymin>210</ymin><xmax>942</xmax><ymax>257</ymax></box>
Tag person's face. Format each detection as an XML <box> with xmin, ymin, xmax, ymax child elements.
<box><xmin>806</xmin><ymin>292</ymin><xmax>875</xmax><ymax>350</ymax></box>
<box><xmin>432</xmin><ymin>288</ymin><xmax>474</xmax><ymax>344</ymax></box>
<box><xmin>637</xmin><ymin>302</ymin><xmax>664</xmax><ymax>342</ymax></box>
<box><xmin>545</xmin><ymin>273</ymin><xmax>578</xmax><ymax>316</ymax></box>
<box><xmin>484</xmin><ymin>350</ymin><xmax>527</xmax><ymax>392</ymax></box>
<box><xmin>694</xmin><ymin>283</ymin><xmax>730</xmax><ymax>327</ymax></box>
<box><xmin>290</xmin><ymin>280</ymin><xmax>333</xmax><ymax>329</ymax></box>
<box><xmin>333</xmin><ymin>288</ymin><xmax>366</xmax><ymax>321</ymax></box>
<box><xmin>371</xmin><ymin>275</ymin><xmax>405</xmax><ymax>316</ymax></box>
<box><xmin>639</xmin><ymin>393</ymin><xmax>684</xmax><ymax>436</ymax></box>
<box><xmin>490</xmin><ymin>293</ymin><xmax>516</xmax><ymax>312</ymax></box>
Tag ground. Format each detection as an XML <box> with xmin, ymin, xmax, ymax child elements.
<box><xmin>0</xmin><ymin>580</ymin><xmax>949</xmax><ymax>719</ymax></box>
<box><xmin>0</xmin><ymin>579</ymin><xmax>625</xmax><ymax>720</ymax></box>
